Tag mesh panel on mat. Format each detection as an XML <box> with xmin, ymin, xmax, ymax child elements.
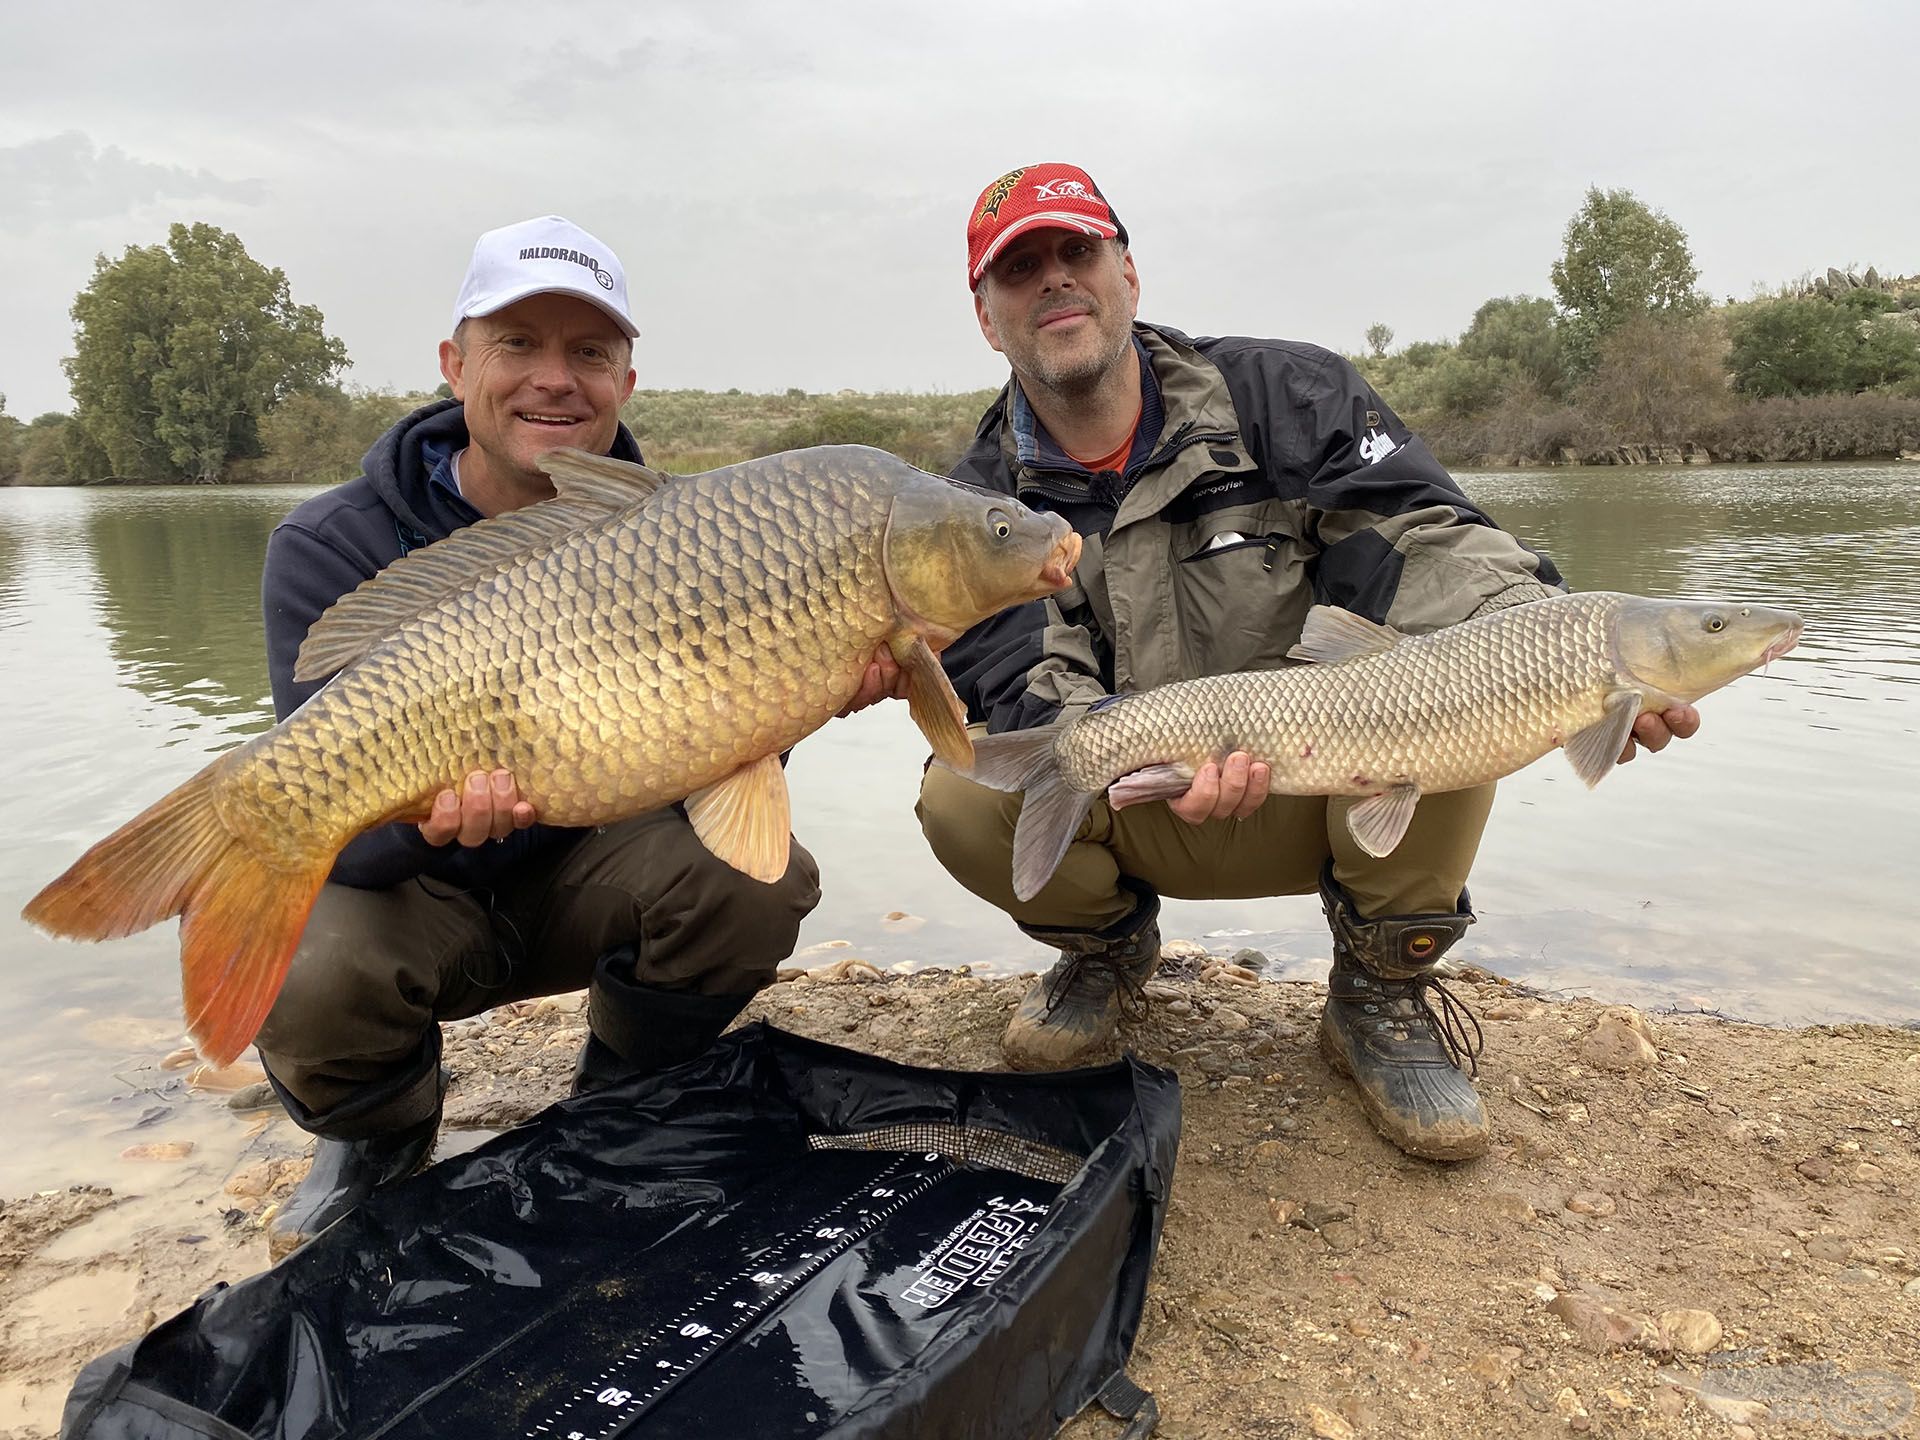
<box><xmin>808</xmin><ymin>1123</ymin><xmax>1084</xmax><ymax>1184</ymax></box>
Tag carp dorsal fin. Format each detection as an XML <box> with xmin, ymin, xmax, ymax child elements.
<box><xmin>536</xmin><ymin>446</ymin><xmax>674</xmax><ymax>506</ymax></box>
<box><xmin>293</xmin><ymin>458</ymin><xmax>659</xmax><ymax>683</ymax></box>
<box><xmin>1563</xmin><ymin>689</ymin><xmax>1642</xmax><ymax>788</ymax></box>
<box><xmin>685</xmin><ymin>753</ymin><xmax>793</xmax><ymax>883</ymax></box>
<box><xmin>1287</xmin><ymin>606</ymin><xmax>1405</xmax><ymax>665</ymax></box>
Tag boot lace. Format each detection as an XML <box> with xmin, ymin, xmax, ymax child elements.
<box><xmin>1346</xmin><ymin>970</ymin><xmax>1485</xmax><ymax>1076</ymax></box>
<box><xmin>1042</xmin><ymin>948</ymin><xmax>1153</xmax><ymax>1024</ymax></box>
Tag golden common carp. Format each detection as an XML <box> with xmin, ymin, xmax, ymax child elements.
<box><xmin>953</xmin><ymin>592</ymin><xmax>1802</xmax><ymax>902</ymax></box>
<box><xmin>24</xmin><ymin>446</ymin><xmax>1080</xmax><ymax>1064</ymax></box>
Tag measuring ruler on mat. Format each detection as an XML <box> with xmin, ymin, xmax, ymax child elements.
<box><xmin>523</xmin><ymin>1149</ymin><xmax>957</xmax><ymax>1439</ymax></box>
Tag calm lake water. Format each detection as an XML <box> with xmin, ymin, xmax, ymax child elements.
<box><xmin>2</xmin><ymin>464</ymin><xmax>1916</xmax><ymax>1193</ymax></box>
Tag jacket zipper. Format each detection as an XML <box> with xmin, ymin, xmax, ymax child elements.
<box><xmin>1014</xmin><ymin>422</ymin><xmax>1236</xmax><ymax>507</ymax></box>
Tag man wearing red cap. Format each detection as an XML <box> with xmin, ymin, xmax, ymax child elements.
<box><xmin>917</xmin><ymin>164</ymin><xmax>1701</xmax><ymax>1162</ymax></box>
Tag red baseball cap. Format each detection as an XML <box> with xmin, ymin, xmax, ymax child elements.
<box><xmin>966</xmin><ymin>163</ymin><xmax>1128</xmax><ymax>287</ymax></box>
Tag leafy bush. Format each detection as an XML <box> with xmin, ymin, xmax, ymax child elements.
<box><xmin>228</xmin><ymin>388</ymin><xmax>435</xmax><ymax>485</ymax></box>
<box><xmin>624</xmin><ymin>388</ymin><xmax>996</xmax><ymax>475</ymax></box>
<box><xmin>1726</xmin><ymin>297</ymin><xmax>1920</xmax><ymax>398</ymax></box>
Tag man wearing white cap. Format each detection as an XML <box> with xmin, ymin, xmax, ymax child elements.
<box><xmin>254</xmin><ymin>216</ymin><xmax>822</xmax><ymax>1256</ymax></box>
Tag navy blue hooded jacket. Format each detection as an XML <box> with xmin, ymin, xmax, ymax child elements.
<box><xmin>260</xmin><ymin>398</ymin><xmax>646</xmax><ymax>889</ymax></box>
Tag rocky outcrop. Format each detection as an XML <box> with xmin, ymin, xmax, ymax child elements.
<box><xmin>1574</xmin><ymin>442</ymin><xmax>1714</xmax><ymax>466</ymax></box>
<box><xmin>1806</xmin><ymin>265</ymin><xmax>1913</xmax><ymax>298</ymax></box>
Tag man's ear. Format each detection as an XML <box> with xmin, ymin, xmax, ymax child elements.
<box><xmin>974</xmin><ymin>290</ymin><xmax>1005</xmax><ymax>355</ymax></box>
<box><xmin>1121</xmin><ymin>250</ymin><xmax>1140</xmax><ymax>321</ymax></box>
<box><xmin>437</xmin><ymin>338</ymin><xmax>466</xmax><ymax>399</ymax></box>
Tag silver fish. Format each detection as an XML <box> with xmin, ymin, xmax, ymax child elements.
<box><xmin>952</xmin><ymin>592</ymin><xmax>1803</xmax><ymax>901</ymax></box>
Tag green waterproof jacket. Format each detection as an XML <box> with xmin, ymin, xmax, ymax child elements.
<box><xmin>943</xmin><ymin>322</ymin><xmax>1564</xmax><ymax>735</ymax></box>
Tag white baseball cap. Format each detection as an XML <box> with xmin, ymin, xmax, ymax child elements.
<box><xmin>450</xmin><ymin>215</ymin><xmax>638</xmax><ymax>338</ymax></box>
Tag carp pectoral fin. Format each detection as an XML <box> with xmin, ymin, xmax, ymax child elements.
<box><xmin>1345</xmin><ymin>783</ymin><xmax>1422</xmax><ymax>858</ymax></box>
<box><xmin>1107</xmin><ymin>763</ymin><xmax>1198</xmax><ymax>811</ymax></box>
<box><xmin>686</xmin><ymin>754</ymin><xmax>793</xmax><ymax>884</ymax></box>
<box><xmin>1287</xmin><ymin>606</ymin><xmax>1406</xmax><ymax>665</ymax></box>
<box><xmin>891</xmin><ymin>634</ymin><xmax>973</xmax><ymax>770</ymax></box>
<box><xmin>1564</xmin><ymin>690</ymin><xmax>1643</xmax><ymax>788</ymax></box>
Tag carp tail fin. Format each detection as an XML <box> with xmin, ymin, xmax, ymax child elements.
<box><xmin>24</xmin><ymin>766</ymin><xmax>330</xmax><ymax>1066</ymax></box>
<box><xmin>179</xmin><ymin>846</ymin><xmax>329</xmax><ymax>1067</ymax></box>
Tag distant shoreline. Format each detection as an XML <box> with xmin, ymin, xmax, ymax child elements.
<box><xmin>12</xmin><ymin>448</ymin><xmax>1919</xmax><ymax>488</ymax></box>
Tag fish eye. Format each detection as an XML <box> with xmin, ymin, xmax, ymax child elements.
<box><xmin>1705</xmin><ymin>614</ymin><xmax>1726</xmax><ymax>633</ymax></box>
<box><xmin>987</xmin><ymin>508</ymin><xmax>1012</xmax><ymax>539</ymax></box>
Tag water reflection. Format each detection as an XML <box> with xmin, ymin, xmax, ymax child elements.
<box><xmin>1472</xmin><ymin>465</ymin><xmax>1920</xmax><ymax>691</ymax></box>
<box><xmin>0</xmin><ymin>519</ymin><xmax>21</xmax><ymax>624</ymax></box>
<box><xmin>81</xmin><ymin>492</ymin><xmax>286</xmax><ymax>732</ymax></box>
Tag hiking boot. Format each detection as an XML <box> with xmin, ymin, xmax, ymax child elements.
<box><xmin>1316</xmin><ymin>866</ymin><xmax>1488</xmax><ymax>1162</ymax></box>
<box><xmin>267</xmin><ymin>1111</ymin><xmax>438</xmax><ymax>1260</ymax></box>
<box><xmin>571</xmin><ymin>946</ymin><xmax>756</xmax><ymax>1096</ymax></box>
<box><xmin>1004</xmin><ymin>895</ymin><xmax>1161</xmax><ymax>1071</ymax></box>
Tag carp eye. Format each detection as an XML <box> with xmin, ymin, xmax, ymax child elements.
<box><xmin>987</xmin><ymin>508</ymin><xmax>1013</xmax><ymax>539</ymax></box>
<box><xmin>1705</xmin><ymin>614</ymin><xmax>1726</xmax><ymax>633</ymax></box>
<box><xmin>1408</xmin><ymin>933</ymin><xmax>1436</xmax><ymax>958</ymax></box>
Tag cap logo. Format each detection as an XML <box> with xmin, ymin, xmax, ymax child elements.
<box><xmin>518</xmin><ymin>245</ymin><xmax>616</xmax><ymax>291</ymax></box>
<box><xmin>974</xmin><ymin>168</ymin><xmax>1027</xmax><ymax>221</ymax></box>
<box><xmin>1032</xmin><ymin>178</ymin><xmax>1096</xmax><ymax>202</ymax></box>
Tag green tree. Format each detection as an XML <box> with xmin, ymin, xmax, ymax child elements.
<box><xmin>17</xmin><ymin>413</ymin><xmax>75</xmax><ymax>486</ymax></box>
<box><xmin>0</xmin><ymin>394</ymin><xmax>20</xmax><ymax>483</ymax></box>
<box><xmin>1458</xmin><ymin>295</ymin><xmax>1566</xmax><ymax>399</ymax></box>
<box><xmin>1726</xmin><ymin>299</ymin><xmax>1858</xmax><ymax>398</ymax></box>
<box><xmin>242</xmin><ymin>387</ymin><xmax>426</xmax><ymax>484</ymax></box>
<box><xmin>64</xmin><ymin>223</ymin><xmax>348</xmax><ymax>483</ymax></box>
<box><xmin>1727</xmin><ymin>298</ymin><xmax>1920</xmax><ymax>398</ymax></box>
<box><xmin>1550</xmin><ymin>188</ymin><xmax>1706</xmax><ymax>379</ymax></box>
<box><xmin>1364</xmin><ymin>322</ymin><xmax>1394</xmax><ymax>359</ymax></box>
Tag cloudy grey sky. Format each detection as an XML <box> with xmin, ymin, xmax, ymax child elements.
<box><xmin>3</xmin><ymin>1</ymin><xmax>1916</xmax><ymax>420</ymax></box>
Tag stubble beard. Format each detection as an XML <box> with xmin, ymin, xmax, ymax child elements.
<box><xmin>1017</xmin><ymin>310</ymin><xmax>1134</xmax><ymax>403</ymax></box>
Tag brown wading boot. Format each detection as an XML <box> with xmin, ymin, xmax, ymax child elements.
<box><xmin>1003</xmin><ymin>893</ymin><xmax>1161</xmax><ymax>1071</ymax></box>
<box><xmin>1315</xmin><ymin>866</ymin><xmax>1489</xmax><ymax>1161</ymax></box>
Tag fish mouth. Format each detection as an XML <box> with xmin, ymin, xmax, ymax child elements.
<box><xmin>1040</xmin><ymin>530</ymin><xmax>1082</xmax><ymax>590</ymax></box>
<box><xmin>1761</xmin><ymin>619</ymin><xmax>1804</xmax><ymax>668</ymax></box>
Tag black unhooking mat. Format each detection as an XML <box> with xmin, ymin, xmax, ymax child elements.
<box><xmin>63</xmin><ymin>1023</ymin><xmax>1180</xmax><ymax>1440</ymax></box>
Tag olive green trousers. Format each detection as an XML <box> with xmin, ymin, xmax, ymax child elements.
<box><xmin>255</xmin><ymin>809</ymin><xmax>820</xmax><ymax>1135</ymax></box>
<box><xmin>917</xmin><ymin>729</ymin><xmax>1495</xmax><ymax>935</ymax></box>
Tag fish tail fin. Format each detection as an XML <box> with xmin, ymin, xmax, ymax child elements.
<box><xmin>24</xmin><ymin>767</ymin><xmax>329</xmax><ymax>1066</ymax></box>
<box><xmin>23</xmin><ymin>768</ymin><xmax>231</xmax><ymax>941</ymax></box>
<box><xmin>960</xmin><ymin>721</ymin><xmax>1095</xmax><ymax>904</ymax></box>
<box><xmin>957</xmin><ymin>722</ymin><xmax>1065</xmax><ymax>793</ymax></box>
<box><xmin>179</xmin><ymin>846</ymin><xmax>329</xmax><ymax>1067</ymax></box>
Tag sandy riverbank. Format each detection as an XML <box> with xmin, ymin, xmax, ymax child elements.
<box><xmin>2</xmin><ymin>945</ymin><xmax>1915</xmax><ymax>1439</ymax></box>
